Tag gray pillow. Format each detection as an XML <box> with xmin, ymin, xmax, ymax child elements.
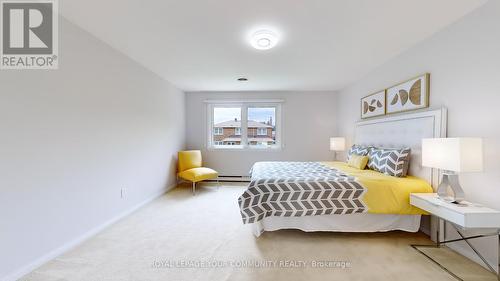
<box><xmin>347</xmin><ymin>145</ymin><xmax>372</xmax><ymax>161</ymax></box>
<box><xmin>367</xmin><ymin>147</ymin><xmax>411</xmax><ymax>177</ymax></box>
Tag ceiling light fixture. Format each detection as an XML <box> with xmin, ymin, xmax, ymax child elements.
<box><xmin>250</xmin><ymin>30</ymin><xmax>278</xmax><ymax>50</ymax></box>
<box><xmin>237</xmin><ymin>77</ymin><xmax>248</xmax><ymax>81</ymax></box>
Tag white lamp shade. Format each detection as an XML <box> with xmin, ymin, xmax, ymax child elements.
<box><xmin>330</xmin><ymin>137</ymin><xmax>346</xmax><ymax>151</ymax></box>
<box><xmin>422</xmin><ymin>138</ymin><xmax>483</xmax><ymax>172</ymax></box>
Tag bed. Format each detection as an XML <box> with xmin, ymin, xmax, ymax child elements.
<box><xmin>237</xmin><ymin>108</ymin><xmax>447</xmax><ymax>237</ymax></box>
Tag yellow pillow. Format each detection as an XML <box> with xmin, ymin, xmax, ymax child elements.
<box><xmin>347</xmin><ymin>155</ymin><xmax>369</xmax><ymax>170</ymax></box>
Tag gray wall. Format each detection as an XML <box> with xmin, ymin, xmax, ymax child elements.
<box><xmin>336</xmin><ymin>0</ymin><xmax>500</xmax><ymax>269</ymax></box>
<box><xmin>0</xmin><ymin>18</ymin><xmax>186</xmax><ymax>279</ymax></box>
<box><xmin>185</xmin><ymin>91</ymin><xmax>338</xmax><ymax>176</ymax></box>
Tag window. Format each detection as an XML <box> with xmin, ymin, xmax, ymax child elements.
<box><xmin>247</xmin><ymin>107</ymin><xmax>276</xmax><ymax>147</ymax></box>
<box><xmin>213</xmin><ymin>127</ymin><xmax>223</xmax><ymax>135</ymax></box>
<box><xmin>210</xmin><ymin>106</ymin><xmax>242</xmax><ymax>148</ymax></box>
<box><xmin>207</xmin><ymin>101</ymin><xmax>282</xmax><ymax>150</ymax></box>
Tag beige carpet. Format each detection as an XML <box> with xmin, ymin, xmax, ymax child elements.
<box><xmin>21</xmin><ymin>184</ymin><xmax>495</xmax><ymax>281</ymax></box>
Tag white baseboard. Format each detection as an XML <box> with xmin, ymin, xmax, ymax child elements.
<box><xmin>2</xmin><ymin>184</ymin><xmax>176</xmax><ymax>281</ymax></box>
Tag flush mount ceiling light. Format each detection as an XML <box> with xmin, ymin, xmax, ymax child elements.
<box><xmin>237</xmin><ymin>77</ymin><xmax>248</xmax><ymax>81</ymax></box>
<box><xmin>250</xmin><ymin>30</ymin><xmax>279</xmax><ymax>50</ymax></box>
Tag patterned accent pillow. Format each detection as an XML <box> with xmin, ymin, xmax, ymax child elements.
<box><xmin>347</xmin><ymin>145</ymin><xmax>372</xmax><ymax>161</ymax></box>
<box><xmin>367</xmin><ymin>147</ymin><xmax>411</xmax><ymax>177</ymax></box>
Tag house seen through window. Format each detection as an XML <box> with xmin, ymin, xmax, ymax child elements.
<box><xmin>209</xmin><ymin>103</ymin><xmax>281</xmax><ymax>149</ymax></box>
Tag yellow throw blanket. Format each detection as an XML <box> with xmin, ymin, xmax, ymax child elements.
<box><xmin>322</xmin><ymin>162</ymin><xmax>433</xmax><ymax>215</ymax></box>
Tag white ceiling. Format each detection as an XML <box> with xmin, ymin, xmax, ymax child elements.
<box><xmin>61</xmin><ymin>0</ymin><xmax>487</xmax><ymax>92</ymax></box>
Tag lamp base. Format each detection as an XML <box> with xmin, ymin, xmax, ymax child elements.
<box><xmin>437</xmin><ymin>172</ymin><xmax>465</xmax><ymax>204</ymax></box>
<box><xmin>333</xmin><ymin>151</ymin><xmax>338</xmax><ymax>161</ymax></box>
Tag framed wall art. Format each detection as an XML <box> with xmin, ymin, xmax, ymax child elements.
<box><xmin>361</xmin><ymin>90</ymin><xmax>386</xmax><ymax>119</ymax></box>
<box><xmin>386</xmin><ymin>73</ymin><xmax>430</xmax><ymax>114</ymax></box>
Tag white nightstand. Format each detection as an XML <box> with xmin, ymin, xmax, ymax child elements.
<box><xmin>410</xmin><ymin>193</ymin><xmax>500</xmax><ymax>280</ymax></box>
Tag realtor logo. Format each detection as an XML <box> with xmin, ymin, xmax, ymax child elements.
<box><xmin>1</xmin><ymin>0</ymin><xmax>58</xmax><ymax>69</ymax></box>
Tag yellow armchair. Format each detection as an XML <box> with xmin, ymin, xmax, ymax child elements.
<box><xmin>177</xmin><ymin>150</ymin><xmax>218</xmax><ymax>195</ymax></box>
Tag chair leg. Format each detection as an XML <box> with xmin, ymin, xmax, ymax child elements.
<box><xmin>192</xmin><ymin>182</ymin><xmax>196</xmax><ymax>196</ymax></box>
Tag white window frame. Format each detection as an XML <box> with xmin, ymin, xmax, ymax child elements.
<box><xmin>206</xmin><ymin>100</ymin><xmax>283</xmax><ymax>151</ymax></box>
<box><xmin>256</xmin><ymin>128</ymin><xmax>267</xmax><ymax>136</ymax></box>
<box><xmin>235</xmin><ymin>127</ymin><xmax>241</xmax><ymax>136</ymax></box>
<box><xmin>213</xmin><ymin>127</ymin><xmax>223</xmax><ymax>135</ymax></box>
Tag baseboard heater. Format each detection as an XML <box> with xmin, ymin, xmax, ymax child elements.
<box><xmin>207</xmin><ymin>175</ymin><xmax>251</xmax><ymax>183</ymax></box>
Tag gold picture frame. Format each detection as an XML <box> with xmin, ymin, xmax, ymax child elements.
<box><xmin>386</xmin><ymin>73</ymin><xmax>430</xmax><ymax>115</ymax></box>
<box><xmin>360</xmin><ymin>90</ymin><xmax>386</xmax><ymax>119</ymax></box>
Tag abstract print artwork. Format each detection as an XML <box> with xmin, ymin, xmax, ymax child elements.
<box><xmin>361</xmin><ymin>90</ymin><xmax>386</xmax><ymax>119</ymax></box>
<box><xmin>386</xmin><ymin>73</ymin><xmax>430</xmax><ymax>114</ymax></box>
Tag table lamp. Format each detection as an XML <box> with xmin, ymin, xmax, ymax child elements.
<box><xmin>422</xmin><ymin>138</ymin><xmax>483</xmax><ymax>203</ymax></box>
<box><xmin>330</xmin><ymin>137</ymin><xmax>346</xmax><ymax>161</ymax></box>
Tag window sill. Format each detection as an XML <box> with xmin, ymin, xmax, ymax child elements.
<box><xmin>207</xmin><ymin>146</ymin><xmax>283</xmax><ymax>152</ymax></box>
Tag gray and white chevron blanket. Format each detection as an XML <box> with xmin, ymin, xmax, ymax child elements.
<box><xmin>238</xmin><ymin>162</ymin><xmax>367</xmax><ymax>224</ymax></box>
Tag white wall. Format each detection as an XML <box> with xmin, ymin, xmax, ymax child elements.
<box><xmin>336</xmin><ymin>0</ymin><xmax>500</xmax><ymax>270</ymax></box>
<box><xmin>185</xmin><ymin>91</ymin><xmax>337</xmax><ymax>176</ymax></box>
<box><xmin>0</xmin><ymin>18</ymin><xmax>185</xmax><ymax>280</ymax></box>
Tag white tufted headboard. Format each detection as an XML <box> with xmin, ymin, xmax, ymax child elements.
<box><xmin>354</xmin><ymin>108</ymin><xmax>447</xmax><ymax>189</ymax></box>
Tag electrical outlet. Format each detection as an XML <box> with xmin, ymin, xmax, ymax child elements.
<box><xmin>120</xmin><ymin>188</ymin><xmax>127</xmax><ymax>199</ymax></box>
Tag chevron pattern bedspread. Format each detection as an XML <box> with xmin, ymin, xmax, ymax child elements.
<box><xmin>238</xmin><ymin>162</ymin><xmax>367</xmax><ymax>224</ymax></box>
